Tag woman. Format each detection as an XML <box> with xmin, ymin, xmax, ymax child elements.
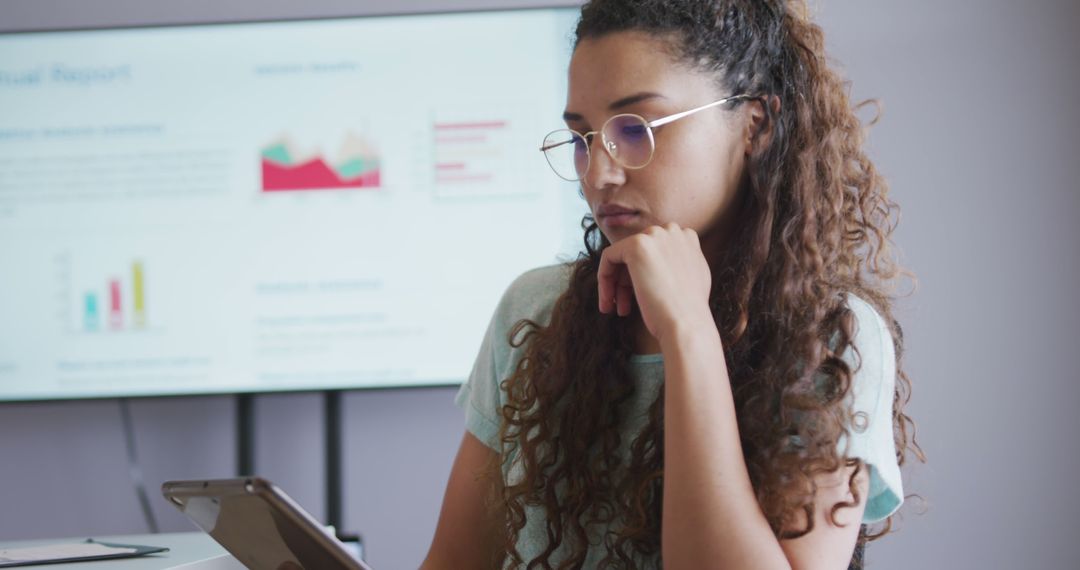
<box><xmin>423</xmin><ymin>0</ymin><xmax>921</xmax><ymax>568</ymax></box>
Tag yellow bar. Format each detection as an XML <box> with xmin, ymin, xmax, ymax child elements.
<box><xmin>133</xmin><ymin>260</ymin><xmax>146</xmax><ymax>328</ymax></box>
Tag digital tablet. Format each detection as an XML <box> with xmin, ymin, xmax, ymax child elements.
<box><xmin>162</xmin><ymin>477</ymin><xmax>371</xmax><ymax>570</ymax></box>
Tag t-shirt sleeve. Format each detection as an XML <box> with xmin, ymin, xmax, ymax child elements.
<box><xmin>454</xmin><ymin>299</ymin><xmax>507</xmax><ymax>451</ymax></box>
<box><xmin>837</xmin><ymin>295</ymin><xmax>904</xmax><ymax>524</ymax></box>
<box><xmin>454</xmin><ymin>265</ymin><xmax>569</xmax><ymax>452</ymax></box>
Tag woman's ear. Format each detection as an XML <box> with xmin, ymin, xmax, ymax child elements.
<box><xmin>744</xmin><ymin>95</ymin><xmax>781</xmax><ymax>155</ymax></box>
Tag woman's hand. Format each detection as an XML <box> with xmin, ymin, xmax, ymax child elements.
<box><xmin>597</xmin><ymin>223</ymin><xmax>713</xmax><ymax>343</ymax></box>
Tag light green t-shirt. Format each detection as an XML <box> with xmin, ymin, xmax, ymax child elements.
<box><xmin>455</xmin><ymin>264</ymin><xmax>903</xmax><ymax>566</ymax></box>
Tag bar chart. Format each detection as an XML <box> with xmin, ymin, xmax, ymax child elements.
<box><xmin>429</xmin><ymin>112</ymin><xmax>535</xmax><ymax>199</ymax></box>
<box><xmin>60</xmin><ymin>255</ymin><xmax>151</xmax><ymax>334</ymax></box>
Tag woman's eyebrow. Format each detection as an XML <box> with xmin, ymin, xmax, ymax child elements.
<box><xmin>562</xmin><ymin>92</ymin><xmax>668</xmax><ymax>122</ymax></box>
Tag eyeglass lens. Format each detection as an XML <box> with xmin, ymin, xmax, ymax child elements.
<box><xmin>542</xmin><ymin>114</ymin><xmax>655</xmax><ymax>181</ymax></box>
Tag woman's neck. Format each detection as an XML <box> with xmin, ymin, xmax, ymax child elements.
<box><xmin>634</xmin><ymin>315</ymin><xmax>663</xmax><ymax>356</ymax></box>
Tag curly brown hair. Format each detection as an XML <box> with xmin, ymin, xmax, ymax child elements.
<box><xmin>485</xmin><ymin>1</ymin><xmax>924</xmax><ymax>568</ymax></box>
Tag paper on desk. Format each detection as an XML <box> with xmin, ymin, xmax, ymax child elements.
<box><xmin>0</xmin><ymin>542</ymin><xmax>136</xmax><ymax>563</ymax></box>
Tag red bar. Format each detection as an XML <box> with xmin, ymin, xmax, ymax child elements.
<box><xmin>109</xmin><ymin>279</ymin><xmax>122</xmax><ymax>329</ymax></box>
<box><xmin>433</xmin><ymin>121</ymin><xmax>507</xmax><ymax>130</ymax></box>
<box><xmin>435</xmin><ymin>135</ymin><xmax>487</xmax><ymax>144</ymax></box>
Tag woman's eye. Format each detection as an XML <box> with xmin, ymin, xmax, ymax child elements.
<box><xmin>620</xmin><ymin>124</ymin><xmax>648</xmax><ymax>140</ymax></box>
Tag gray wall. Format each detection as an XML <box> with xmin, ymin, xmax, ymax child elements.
<box><xmin>2</xmin><ymin>1</ymin><xmax>1078</xmax><ymax>568</ymax></box>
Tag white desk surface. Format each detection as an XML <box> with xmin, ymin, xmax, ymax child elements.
<box><xmin>0</xmin><ymin>532</ymin><xmax>228</xmax><ymax>569</ymax></box>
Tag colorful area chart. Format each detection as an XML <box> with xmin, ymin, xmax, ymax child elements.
<box><xmin>260</xmin><ymin>133</ymin><xmax>381</xmax><ymax>192</ymax></box>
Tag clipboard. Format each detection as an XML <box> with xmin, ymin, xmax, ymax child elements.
<box><xmin>0</xmin><ymin>538</ymin><xmax>169</xmax><ymax>567</ymax></box>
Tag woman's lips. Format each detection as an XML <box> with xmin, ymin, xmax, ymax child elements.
<box><xmin>596</xmin><ymin>203</ymin><xmax>641</xmax><ymax>230</ymax></box>
<box><xmin>599</xmin><ymin>212</ymin><xmax>639</xmax><ymax>228</ymax></box>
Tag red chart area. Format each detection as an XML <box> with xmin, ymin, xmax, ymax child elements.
<box><xmin>261</xmin><ymin>157</ymin><xmax>381</xmax><ymax>192</ymax></box>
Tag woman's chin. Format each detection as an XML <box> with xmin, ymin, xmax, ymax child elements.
<box><xmin>601</xmin><ymin>227</ymin><xmax>632</xmax><ymax>244</ymax></box>
<box><xmin>598</xmin><ymin>216</ymin><xmax>646</xmax><ymax>243</ymax></box>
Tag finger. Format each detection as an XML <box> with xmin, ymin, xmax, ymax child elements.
<box><xmin>616</xmin><ymin>269</ymin><xmax>634</xmax><ymax>317</ymax></box>
<box><xmin>597</xmin><ymin>245</ymin><xmax>626</xmax><ymax>313</ymax></box>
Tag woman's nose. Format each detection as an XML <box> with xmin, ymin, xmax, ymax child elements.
<box><xmin>581</xmin><ymin>136</ymin><xmax>626</xmax><ymax>191</ymax></box>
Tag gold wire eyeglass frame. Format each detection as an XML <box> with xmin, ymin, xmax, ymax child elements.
<box><xmin>540</xmin><ymin>94</ymin><xmax>753</xmax><ymax>181</ymax></box>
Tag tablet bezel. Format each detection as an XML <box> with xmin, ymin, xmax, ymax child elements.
<box><xmin>162</xmin><ymin>477</ymin><xmax>369</xmax><ymax>570</ymax></box>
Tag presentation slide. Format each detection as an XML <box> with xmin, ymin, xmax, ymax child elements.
<box><xmin>0</xmin><ymin>9</ymin><xmax>587</xmax><ymax>400</ymax></box>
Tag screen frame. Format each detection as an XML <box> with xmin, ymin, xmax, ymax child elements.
<box><xmin>0</xmin><ymin>2</ymin><xmax>585</xmax><ymax>402</ymax></box>
<box><xmin>0</xmin><ymin>2</ymin><xmax>584</xmax><ymax>35</ymax></box>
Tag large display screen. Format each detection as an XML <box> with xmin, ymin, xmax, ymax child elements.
<box><xmin>0</xmin><ymin>8</ymin><xmax>586</xmax><ymax>400</ymax></box>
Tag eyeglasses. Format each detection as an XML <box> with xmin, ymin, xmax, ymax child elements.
<box><xmin>540</xmin><ymin>94</ymin><xmax>752</xmax><ymax>182</ymax></box>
